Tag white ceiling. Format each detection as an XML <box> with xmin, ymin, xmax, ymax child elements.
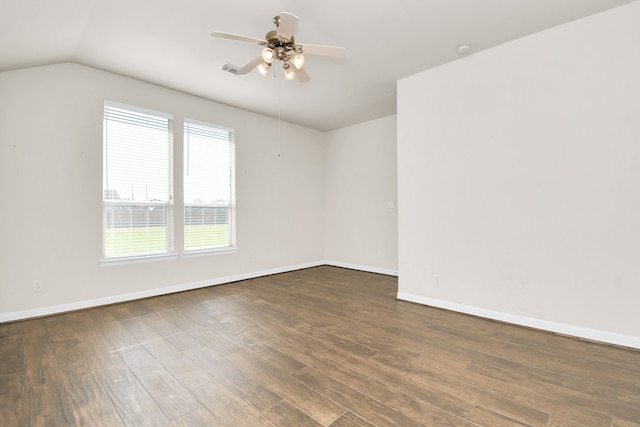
<box><xmin>1</xmin><ymin>0</ymin><xmax>636</xmax><ymax>131</ymax></box>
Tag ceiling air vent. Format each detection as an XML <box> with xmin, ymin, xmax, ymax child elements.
<box><xmin>220</xmin><ymin>63</ymin><xmax>242</xmax><ymax>76</ymax></box>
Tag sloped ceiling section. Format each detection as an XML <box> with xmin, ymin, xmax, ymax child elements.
<box><xmin>1</xmin><ymin>0</ymin><xmax>636</xmax><ymax>131</ymax></box>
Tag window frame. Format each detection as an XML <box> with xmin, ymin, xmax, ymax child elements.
<box><xmin>102</xmin><ymin>101</ymin><xmax>175</xmax><ymax>261</ymax></box>
<box><xmin>183</xmin><ymin>118</ymin><xmax>236</xmax><ymax>254</ymax></box>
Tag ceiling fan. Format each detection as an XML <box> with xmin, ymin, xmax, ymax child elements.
<box><xmin>211</xmin><ymin>12</ymin><xmax>346</xmax><ymax>83</ymax></box>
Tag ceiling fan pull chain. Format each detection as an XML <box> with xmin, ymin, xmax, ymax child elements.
<box><xmin>277</xmin><ymin>71</ymin><xmax>282</xmax><ymax>157</ymax></box>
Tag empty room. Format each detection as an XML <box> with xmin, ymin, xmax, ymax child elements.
<box><xmin>1</xmin><ymin>1</ymin><xmax>639</xmax><ymax>426</ymax></box>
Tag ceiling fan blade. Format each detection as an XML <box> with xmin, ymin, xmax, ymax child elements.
<box><xmin>277</xmin><ymin>12</ymin><xmax>299</xmax><ymax>41</ymax></box>
<box><xmin>211</xmin><ymin>31</ymin><xmax>266</xmax><ymax>46</ymax></box>
<box><xmin>236</xmin><ymin>55</ymin><xmax>264</xmax><ymax>75</ymax></box>
<box><xmin>299</xmin><ymin>44</ymin><xmax>346</xmax><ymax>60</ymax></box>
<box><xmin>296</xmin><ymin>66</ymin><xmax>311</xmax><ymax>83</ymax></box>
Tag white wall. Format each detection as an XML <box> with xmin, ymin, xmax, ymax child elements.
<box><xmin>398</xmin><ymin>2</ymin><xmax>640</xmax><ymax>348</ymax></box>
<box><xmin>323</xmin><ymin>116</ymin><xmax>398</xmax><ymax>274</ymax></box>
<box><xmin>0</xmin><ymin>63</ymin><xmax>325</xmax><ymax>318</ymax></box>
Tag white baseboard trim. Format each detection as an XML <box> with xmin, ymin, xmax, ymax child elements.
<box><xmin>323</xmin><ymin>260</ymin><xmax>398</xmax><ymax>277</ymax></box>
<box><xmin>397</xmin><ymin>292</ymin><xmax>640</xmax><ymax>350</ymax></box>
<box><xmin>0</xmin><ymin>261</ymin><xmax>325</xmax><ymax>323</ymax></box>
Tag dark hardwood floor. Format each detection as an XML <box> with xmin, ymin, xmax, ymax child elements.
<box><xmin>1</xmin><ymin>266</ymin><xmax>639</xmax><ymax>426</ymax></box>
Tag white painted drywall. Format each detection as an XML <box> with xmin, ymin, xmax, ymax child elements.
<box><xmin>398</xmin><ymin>1</ymin><xmax>640</xmax><ymax>340</ymax></box>
<box><xmin>0</xmin><ymin>63</ymin><xmax>325</xmax><ymax>314</ymax></box>
<box><xmin>323</xmin><ymin>116</ymin><xmax>398</xmax><ymax>274</ymax></box>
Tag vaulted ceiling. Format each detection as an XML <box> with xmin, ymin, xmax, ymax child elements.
<box><xmin>2</xmin><ymin>0</ymin><xmax>636</xmax><ymax>131</ymax></box>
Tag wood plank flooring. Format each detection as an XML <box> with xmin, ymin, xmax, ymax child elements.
<box><xmin>1</xmin><ymin>266</ymin><xmax>639</xmax><ymax>426</ymax></box>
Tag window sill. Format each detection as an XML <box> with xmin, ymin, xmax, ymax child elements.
<box><xmin>182</xmin><ymin>247</ymin><xmax>238</xmax><ymax>258</ymax></box>
<box><xmin>100</xmin><ymin>253</ymin><xmax>178</xmax><ymax>266</ymax></box>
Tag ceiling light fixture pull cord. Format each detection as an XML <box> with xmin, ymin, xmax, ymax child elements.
<box><xmin>276</xmin><ymin>68</ymin><xmax>281</xmax><ymax>158</ymax></box>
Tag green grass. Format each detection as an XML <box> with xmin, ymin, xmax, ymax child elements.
<box><xmin>184</xmin><ymin>224</ymin><xmax>230</xmax><ymax>250</ymax></box>
<box><xmin>105</xmin><ymin>224</ymin><xmax>229</xmax><ymax>257</ymax></box>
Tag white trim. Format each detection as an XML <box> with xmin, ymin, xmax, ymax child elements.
<box><xmin>396</xmin><ymin>292</ymin><xmax>640</xmax><ymax>350</ymax></box>
<box><xmin>184</xmin><ymin>117</ymin><xmax>235</xmax><ymax>134</ymax></box>
<box><xmin>13</xmin><ymin>261</ymin><xmax>635</xmax><ymax>350</ymax></box>
<box><xmin>323</xmin><ymin>260</ymin><xmax>398</xmax><ymax>277</ymax></box>
<box><xmin>104</xmin><ymin>100</ymin><xmax>173</xmax><ymax>120</ymax></box>
<box><xmin>0</xmin><ymin>261</ymin><xmax>324</xmax><ymax>323</ymax></box>
<box><xmin>100</xmin><ymin>253</ymin><xmax>178</xmax><ymax>266</ymax></box>
<box><xmin>181</xmin><ymin>248</ymin><xmax>238</xmax><ymax>258</ymax></box>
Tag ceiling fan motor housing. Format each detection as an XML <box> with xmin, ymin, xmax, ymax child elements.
<box><xmin>264</xmin><ymin>30</ymin><xmax>300</xmax><ymax>60</ymax></box>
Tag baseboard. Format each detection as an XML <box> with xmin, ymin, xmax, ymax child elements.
<box><xmin>8</xmin><ymin>265</ymin><xmax>633</xmax><ymax>349</ymax></box>
<box><xmin>397</xmin><ymin>292</ymin><xmax>640</xmax><ymax>350</ymax></box>
<box><xmin>0</xmin><ymin>261</ymin><xmax>325</xmax><ymax>323</ymax></box>
<box><xmin>323</xmin><ymin>260</ymin><xmax>398</xmax><ymax>277</ymax></box>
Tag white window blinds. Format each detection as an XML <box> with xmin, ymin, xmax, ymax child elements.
<box><xmin>103</xmin><ymin>102</ymin><xmax>173</xmax><ymax>258</ymax></box>
<box><xmin>184</xmin><ymin>120</ymin><xmax>235</xmax><ymax>251</ymax></box>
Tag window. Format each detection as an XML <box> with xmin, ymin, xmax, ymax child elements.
<box><xmin>103</xmin><ymin>102</ymin><xmax>173</xmax><ymax>259</ymax></box>
<box><xmin>184</xmin><ymin>120</ymin><xmax>235</xmax><ymax>252</ymax></box>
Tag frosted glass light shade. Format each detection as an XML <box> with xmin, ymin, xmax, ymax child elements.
<box><xmin>257</xmin><ymin>61</ymin><xmax>271</xmax><ymax>76</ymax></box>
<box><xmin>283</xmin><ymin>63</ymin><xmax>296</xmax><ymax>80</ymax></box>
<box><xmin>261</xmin><ymin>48</ymin><xmax>275</xmax><ymax>63</ymax></box>
<box><xmin>291</xmin><ymin>54</ymin><xmax>304</xmax><ymax>69</ymax></box>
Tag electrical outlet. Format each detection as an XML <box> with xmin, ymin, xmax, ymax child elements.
<box><xmin>33</xmin><ymin>280</ymin><xmax>43</xmax><ymax>292</ymax></box>
<box><xmin>434</xmin><ymin>274</ymin><xmax>441</xmax><ymax>286</ymax></box>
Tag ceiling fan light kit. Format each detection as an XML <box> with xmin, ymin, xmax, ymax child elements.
<box><xmin>282</xmin><ymin>63</ymin><xmax>296</xmax><ymax>80</ymax></box>
<box><xmin>291</xmin><ymin>53</ymin><xmax>304</xmax><ymax>69</ymax></box>
<box><xmin>212</xmin><ymin>12</ymin><xmax>346</xmax><ymax>83</ymax></box>
<box><xmin>261</xmin><ymin>47</ymin><xmax>276</xmax><ymax>63</ymax></box>
<box><xmin>257</xmin><ymin>61</ymin><xmax>271</xmax><ymax>76</ymax></box>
